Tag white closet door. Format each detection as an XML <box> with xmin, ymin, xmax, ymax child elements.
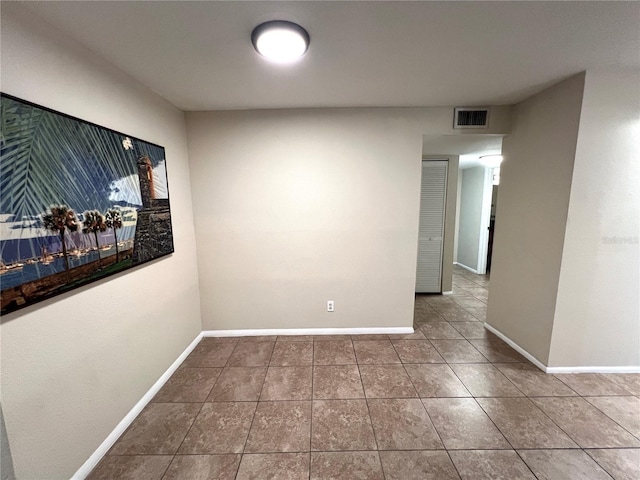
<box><xmin>416</xmin><ymin>160</ymin><xmax>448</xmax><ymax>293</ymax></box>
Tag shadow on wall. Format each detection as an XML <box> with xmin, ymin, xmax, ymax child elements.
<box><xmin>1</xmin><ymin>404</ymin><xmax>16</xmax><ymax>480</ymax></box>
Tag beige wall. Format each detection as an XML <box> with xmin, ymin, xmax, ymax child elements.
<box><xmin>0</xmin><ymin>5</ymin><xmax>202</xmax><ymax>479</ymax></box>
<box><xmin>457</xmin><ymin>166</ymin><xmax>487</xmax><ymax>271</ymax></box>
<box><xmin>187</xmin><ymin>109</ymin><xmax>510</xmax><ymax>331</ymax></box>
<box><xmin>549</xmin><ymin>70</ymin><xmax>640</xmax><ymax>368</ymax></box>
<box><xmin>442</xmin><ymin>156</ymin><xmax>459</xmax><ymax>292</ymax></box>
<box><xmin>486</xmin><ymin>73</ymin><xmax>585</xmax><ymax>365</ymax></box>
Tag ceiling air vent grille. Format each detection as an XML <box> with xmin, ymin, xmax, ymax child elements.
<box><xmin>454</xmin><ymin>107</ymin><xmax>490</xmax><ymax>129</ymax></box>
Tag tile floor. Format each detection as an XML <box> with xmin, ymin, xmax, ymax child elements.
<box><xmin>89</xmin><ymin>267</ymin><xmax>640</xmax><ymax>479</ymax></box>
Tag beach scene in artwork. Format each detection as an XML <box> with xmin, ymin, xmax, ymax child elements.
<box><xmin>0</xmin><ymin>94</ymin><xmax>173</xmax><ymax>314</ymax></box>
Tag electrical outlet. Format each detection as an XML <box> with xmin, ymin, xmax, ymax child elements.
<box><xmin>327</xmin><ymin>300</ymin><xmax>334</xmax><ymax>312</ymax></box>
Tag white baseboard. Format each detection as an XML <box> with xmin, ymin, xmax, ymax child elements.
<box><xmin>546</xmin><ymin>366</ymin><xmax>640</xmax><ymax>374</ymax></box>
<box><xmin>71</xmin><ymin>333</ymin><xmax>204</xmax><ymax>480</ymax></box>
<box><xmin>202</xmin><ymin>327</ymin><xmax>414</xmax><ymax>337</ymax></box>
<box><xmin>483</xmin><ymin>322</ymin><xmax>548</xmax><ymax>372</ymax></box>
<box><xmin>483</xmin><ymin>323</ymin><xmax>640</xmax><ymax>374</ymax></box>
<box><xmin>442</xmin><ymin>291</ymin><xmax>454</xmax><ymax>295</ymax></box>
<box><xmin>454</xmin><ymin>262</ymin><xmax>480</xmax><ymax>274</ymax></box>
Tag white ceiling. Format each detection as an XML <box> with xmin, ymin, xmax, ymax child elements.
<box><xmin>21</xmin><ymin>1</ymin><xmax>640</xmax><ymax>111</ymax></box>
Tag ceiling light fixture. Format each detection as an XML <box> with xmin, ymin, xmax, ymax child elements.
<box><xmin>251</xmin><ymin>20</ymin><xmax>310</xmax><ymax>63</ymax></box>
<box><xmin>479</xmin><ymin>155</ymin><xmax>503</xmax><ymax>168</ymax></box>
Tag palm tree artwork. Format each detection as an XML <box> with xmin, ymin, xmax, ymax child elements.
<box><xmin>1</xmin><ymin>93</ymin><xmax>173</xmax><ymax>315</ymax></box>
<box><xmin>82</xmin><ymin>210</ymin><xmax>106</xmax><ymax>266</ymax></box>
<box><xmin>41</xmin><ymin>204</ymin><xmax>79</xmax><ymax>280</ymax></box>
<box><xmin>104</xmin><ymin>209</ymin><xmax>123</xmax><ymax>262</ymax></box>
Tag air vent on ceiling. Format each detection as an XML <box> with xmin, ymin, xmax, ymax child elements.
<box><xmin>453</xmin><ymin>107</ymin><xmax>490</xmax><ymax>129</ymax></box>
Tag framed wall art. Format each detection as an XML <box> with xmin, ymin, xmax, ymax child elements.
<box><xmin>0</xmin><ymin>93</ymin><xmax>174</xmax><ymax>314</ymax></box>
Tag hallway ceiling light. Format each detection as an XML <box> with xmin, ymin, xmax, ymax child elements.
<box><xmin>251</xmin><ymin>21</ymin><xmax>310</xmax><ymax>63</ymax></box>
<box><xmin>479</xmin><ymin>155</ymin><xmax>503</xmax><ymax>168</ymax></box>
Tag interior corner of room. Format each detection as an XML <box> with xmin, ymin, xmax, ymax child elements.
<box><xmin>1</xmin><ymin>1</ymin><xmax>639</xmax><ymax>479</ymax></box>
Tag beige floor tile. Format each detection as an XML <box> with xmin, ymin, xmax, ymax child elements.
<box><xmin>450</xmin><ymin>363</ymin><xmax>523</xmax><ymax>397</ymax></box>
<box><xmin>391</xmin><ymin>340</ymin><xmax>445</xmax><ymax>363</ymax></box>
<box><xmin>227</xmin><ymin>342</ymin><xmax>275</xmax><ymax>367</ymax></box>
<box><xmin>532</xmin><ymin>397</ymin><xmax>640</xmax><ymax>448</ymax></box>
<box><xmin>425</xmin><ymin>296</ymin><xmax>458</xmax><ymax>308</ymax></box>
<box><xmin>404</xmin><ymin>364</ymin><xmax>471</xmax><ymax>397</ymax></box>
<box><xmin>379</xmin><ymin>450</ymin><xmax>460</xmax><ymax>479</ymax></box>
<box><xmin>518</xmin><ymin>449</ymin><xmax>613</xmax><ymax>480</ymax></box>
<box><xmin>468</xmin><ymin>338</ymin><xmax>526</xmax><ymax>363</ymax></box>
<box><xmin>350</xmin><ymin>334</ymin><xmax>390</xmax><ymax>341</ymax></box>
<box><xmin>245</xmin><ymin>401</ymin><xmax>311</xmax><ymax>453</ymax></box>
<box><xmin>604</xmin><ymin>373</ymin><xmax>640</xmax><ymax>395</ymax></box>
<box><xmin>388</xmin><ymin>330</ymin><xmax>427</xmax><ymax>340</ymax></box>
<box><xmin>586</xmin><ymin>448</ymin><xmax>640</xmax><ymax>480</ymax></box>
<box><xmin>313</xmin><ymin>335</ymin><xmax>354</xmax><ymax>341</ymax></box>
<box><xmin>430</xmin><ymin>339</ymin><xmax>489</xmax><ymax>363</ymax></box>
<box><xmin>163</xmin><ymin>455</ymin><xmax>241</xmax><ymax>480</ymax></box>
<box><xmin>451</xmin><ymin>296</ymin><xmax>486</xmax><ymax>309</ymax></box>
<box><xmin>110</xmin><ymin>403</ymin><xmax>201</xmax><ymax>455</ymax></box>
<box><xmin>421</xmin><ymin>398</ymin><xmax>510</xmax><ymax>450</ymax></box>
<box><xmin>313</xmin><ymin>365</ymin><xmax>365</xmax><ymax>399</ymax></box>
<box><xmin>554</xmin><ymin>373</ymin><xmax>634</xmax><ymax>396</ymax></box>
<box><xmin>464</xmin><ymin>307</ymin><xmax>487</xmax><ymax>321</ymax></box>
<box><xmin>182</xmin><ymin>342</ymin><xmax>236</xmax><ymax>368</ymax></box>
<box><xmin>495</xmin><ymin>362</ymin><xmax>577</xmax><ymax>396</ymax></box>
<box><xmin>313</xmin><ymin>340</ymin><xmax>356</xmax><ymax>365</ymax></box>
<box><xmin>368</xmin><ymin>398</ymin><xmax>443</xmax><ymax>450</ymax></box>
<box><xmin>585</xmin><ymin>396</ymin><xmax>640</xmax><ymax>437</ymax></box>
<box><xmin>153</xmin><ymin>367</ymin><xmax>221</xmax><ymax>403</ymax></box>
<box><xmin>448</xmin><ymin>450</ymin><xmax>536</xmax><ymax>480</ymax></box>
<box><xmin>276</xmin><ymin>335</ymin><xmax>315</xmax><ymax>342</ymax></box>
<box><xmin>87</xmin><ymin>455</ymin><xmax>173</xmax><ymax>480</ymax></box>
<box><xmin>311</xmin><ymin>399</ymin><xmax>377</xmax><ymax>451</ymax></box>
<box><xmin>419</xmin><ymin>322</ymin><xmax>464</xmax><ymax>339</ymax></box>
<box><xmin>310</xmin><ymin>451</ymin><xmax>384</xmax><ymax>480</ymax></box>
<box><xmin>260</xmin><ymin>366</ymin><xmax>312</xmax><ymax>400</ymax></box>
<box><xmin>178</xmin><ymin>402</ymin><xmax>256</xmax><ymax>454</ymax></box>
<box><xmin>237</xmin><ymin>453</ymin><xmax>309</xmax><ymax>480</ymax></box>
<box><xmin>353</xmin><ymin>340</ymin><xmax>401</xmax><ymax>364</ymax></box>
<box><xmin>449</xmin><ymin>321</ymin><xmax>492</xmax><ymax>339</ymax></box>
<box><xmin>359</xmin><ymin>365</ymin><xmax>418</xmax><ymax>398</ymax></box>
<box><xmin>238</xmin><ymin>336</ymin><xmax>279</xmax><ymax>343</ymax></box>
<box><xmin>414</xmin><ymin>309</ymin><xmax>447</xmax><ymax>323</ymax></box>
<box><xmin>434</xmin><ymin>307</ymin><xmax>479</xmax><ymax>323</ymax></box>
<box><xmin>269</xmin><ymin>341</ymin><xmax>313</xmax><ymax>366</ymax></box>
<box><xmin>207</xmin><ymin>367</ymin><xmax>267</xmax><ymax>402</ymax></box>
<box><xmin>476</xmin><ymin>397</ymin><xmax>578</xmax><ymax>448</ymax></box>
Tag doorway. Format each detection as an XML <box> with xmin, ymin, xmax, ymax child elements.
<box><xmin>415</xmin><ymin>160</ymin><xmax>448</xmax><ymax>293</ymax></box>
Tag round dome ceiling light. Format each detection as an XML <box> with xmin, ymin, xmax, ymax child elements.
<box><xmin>251</xmin><ymin>20</ymin><xmax>310</xmax><ymax>63</ymax></box>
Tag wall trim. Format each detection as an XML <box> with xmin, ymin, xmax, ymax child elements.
<box><xmin>453</xmin><ymin>262</ymin><xmax>480</xmax><ymax>274</ymax></box>
<box><xmin>72</xmin><ymin>325</ymin><xmax>412</xmax><ymax>477</ymax></box>
<box><xmin>483</xmin><ymin>322</ymin><xmax>548</xmax><ymax>372</ymax></box>
<box><xmin>202</xmin><ymin>327</ymin><xmax>414</xmax><ymax>337</ymax></box>
<box><xmin>546</xmin><ymin>366</ymin><xmax>640</xmax><ymax>374</ymax></box>
<box><xmin>71</xmin><ymin>333</ymin><xmax>204</xmax><ymax>480</ymax></box>
<box><xmin>442</xmin><ymin>291</ymin><xmax>454</xmax><ymax>295</ymax></box>
<box><xmin>484</xmin><ymin>323</ymin><xmax>640</xmax><ymax>373</ymax></box>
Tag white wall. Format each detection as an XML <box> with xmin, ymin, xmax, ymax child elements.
<box><xmin>187</xmin><ymin>108</ymin><xmax>511</xmax><ymax>331</ymax></box>
<box><xmin>456</xmin><ymin>167</ymin><xmax>487</xmax><ymax>271</ymax></box>
<box><xmin>0</xmin><ymin>5</ymin><xmax>202</xmax><ymax>479</ymax></box>
<box><xmin>487</xmin><ymin>73</ymin><xmax>585</xmax><ymax>365</ymax></box>
<box><xmin>549</xmin><ymin>70</ymin><xmax>640</xmax><ymax>368</ymax></box>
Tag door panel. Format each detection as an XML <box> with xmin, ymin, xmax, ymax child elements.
<box><xmin>416</xmin><ymin>161</ymin><xmax>447</xmax><ymax>293</ymax></box>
